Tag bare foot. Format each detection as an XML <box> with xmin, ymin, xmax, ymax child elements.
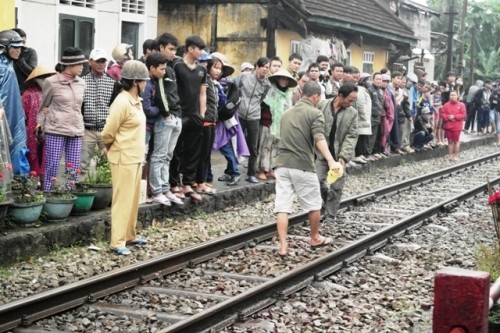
<box><xmin>278</xmin><ymin>243</ymin><xmax>288</xmax><ymax>257</ymax></box>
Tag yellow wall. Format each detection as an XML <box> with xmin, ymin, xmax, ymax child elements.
<box><xmin>158</xmin><ymin>3</ymin><xmax>267</xmax><ymax>70</ymax></box>
<box><xmin>157</xmin><ymin>4</ymin><xmax>392</xmax><ymax>74</ymax></box>
<box><xmin>216</xmin><ymin>3</ymin><xmax>267</xmax><ymax>68</ymax></box>
<box><xmin>157</xmin><ymin>4</ymin><xmax>212</xmax><ymax>46</ymax></box>
<box><xmin>349</xmin><ymin>43</ymin><xmax>388</xmax><ymax>73</ymax></box>
<box><xmin>0</xmin><ymin>0</ymin><xmax>15</xmax><ymax>31</ymax></box>
<box><xmin>275</xmin><ymin>29</ymin><xmax>303</xmax><ymax>60</ymax></box>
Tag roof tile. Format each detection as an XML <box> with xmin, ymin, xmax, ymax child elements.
<box><xmin>301</xmin><ymin>0</ymin><xmax>415</xmax><ymax>40</ymax></box>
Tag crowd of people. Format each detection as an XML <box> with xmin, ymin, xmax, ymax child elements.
<box><xmin>0</xmin><ymin>27</ymin><xmax>491</xmax><ymax>255</ymax></box>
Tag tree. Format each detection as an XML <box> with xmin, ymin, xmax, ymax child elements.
<box><xmin>427</xmin><ymin>0</ymin><xmax>500</xmax><ymax>83</ymax></box>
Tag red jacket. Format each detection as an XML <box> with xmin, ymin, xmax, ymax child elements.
<box><xmin>441</xmin><ymin>100</ymin><xmax>466</xmax><ymax>131</ymax></box>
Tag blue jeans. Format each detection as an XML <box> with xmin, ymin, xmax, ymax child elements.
<box><xmin>478</xmin><ymin>107</ymin><xmax>490</xmax><ymax>132</ymax></box>
<box><xmin>219</xmin><ymin>141</ymin><xmax>240</xmax><ymax>176</ymax></box>
<box><xmin>412</xmin><ymin>130</ymin><xmax>434</xmax><ymax>148</ymax></box>
<box><xmin>495</xmin><ymin>111</ymin><xmax>500</xmax><ymax>134</ymax></box>
<box><xmin>149</xmin><ymin>115</ymin><xmax>182</xmax><ymax>195</ymax></box>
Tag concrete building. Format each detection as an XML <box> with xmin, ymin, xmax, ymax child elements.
<box><xmin>11</xmin><ymin>0</ymin><xmax>158</xmax><ymax>69</ymax></box>
<box><xmin>159</xmin><ymin>0</ymin><xmax>417</xmax><ymax>75</ymax></box>
<box><xmin>384</xmin><ymin>0</ymin><xmax>439</xmax><ymax>80</ymax></box>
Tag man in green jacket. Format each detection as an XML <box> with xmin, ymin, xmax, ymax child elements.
<box><xmin>316</xmin><ymin>84</ymin><xmax>359</xmax><ymax>223</ymax></box>
<box><xmin>273</xmin><ymin>81</ymin><xmax>337</xmax><ymax>256</ymax></box>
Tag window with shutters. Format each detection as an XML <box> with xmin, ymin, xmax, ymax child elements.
<box><xmin>122</xmin><ymin>0</ymin><xmax>145</xmax><ymax>14</ymax></box>
<box><xmin>59</xmin><ymin>0</ymin><xmax>95</xmax><ymax>9</ymax></box>
<box><xmin>59</xmin><ymin>14</ymin><xmax>94</xmax><ymax>75</ymax></box>
<box><xmin>343</xmin><ymin>50</ymin><xmax>351</xmax><ymax>66</ymax></box>
<box><xmin>362</xmin><ymin>51</ymin><xmax>375</xmax><ymax>74</ymax></box>
<box><xmin>291</xmin><ymin>40</ymin><xmax>300</xmax><ymax>54</ymax></box>
<box><xmin>122</xmin><ymin>21</ymin><xmax>140</xmax><ymax>60</ymax></box>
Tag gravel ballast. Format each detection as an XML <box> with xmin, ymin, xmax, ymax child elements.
<box><xmin>1</xmin><ymin>145</ymin><xmax>500</xmax><ymax>332</ymax></box>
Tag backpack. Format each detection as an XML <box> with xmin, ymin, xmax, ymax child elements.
<box><xmin>218</xmin><ymin>81</ymin><xmax>241</xmax><ymax>121</ymax></box>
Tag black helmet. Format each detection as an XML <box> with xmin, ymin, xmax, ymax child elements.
<box><xmin>0</xmin><ymin>30</ymin><xmax>23</xmax><ymax>48</ymax></box>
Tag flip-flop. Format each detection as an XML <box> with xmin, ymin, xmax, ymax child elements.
<box><xmin>112</xmin><ymin>247</ymin><xmax>131</xmax><ymax>255</ymax></box>
<box><xmin>310</xmin><ymin>236</ymin><xmax>333</xmax><ymax>249</ymax></box>
<box><xmin>171</xmin><ymin>189</ymin><xmax>186</xmax><ymax>199</ymax></box>
<box><xmin>184</xmin><ymin>191</ymin><xmax>203</xmax><ymax>202</ymax></box>
<box><xmin>196</xmin><ymin>187</ymin><xmax>216</xmax><ymax>195</ymax></box>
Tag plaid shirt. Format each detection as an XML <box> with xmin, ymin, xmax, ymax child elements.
<box><xmin>82</xmin><ymin>72</ymin><xmax>115</xmax><ymax>131</ymax></box>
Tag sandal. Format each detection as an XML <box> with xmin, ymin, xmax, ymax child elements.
<box><xmin>171</xmin><ymin>187</ymin><xmax>186</xmax><ymax>199</ymax></box>
<box><xmin>309</xmin><ymin>236</ymin><xmax>333</xmax><ymax>249</ymax></box>
<box><xmin>196</xmin><ymin>184</ymin><xmax>216</xmax><ymax>195</ymax></box>
<box><xmin>184</xmin><ymin>190</ymin><xmax>203</xmax><ymax>202</ymax></box>
<box><xmin>126</xmin><ymin>238</ymin><xmax>148</xmax><ymax>246</ymax></box>
<box><xmin>112</xmin><ymin>247</ymin><xmax>131</xmax><ymax>255</ymax></box>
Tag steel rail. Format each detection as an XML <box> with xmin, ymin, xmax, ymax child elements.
<box><xmin>0</xmin><ymin>152</ymin><xmax>499</xmax><ymax>332</ymax></box>
<box><xmin>160</xmin><ymin>176</ymin><xmax>500</xmax><ymax>333</ymax></box>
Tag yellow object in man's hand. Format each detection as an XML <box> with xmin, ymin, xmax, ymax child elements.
<box><xmin>327</xmin><ymin>161</ymin><xmax>344</xmax><ymax>185</ymax></box>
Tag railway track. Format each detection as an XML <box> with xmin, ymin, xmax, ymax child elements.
<box><xmin>2</xmin><ymin>152</ymin><xmax>500</xmax><ymax>333</ymax></box>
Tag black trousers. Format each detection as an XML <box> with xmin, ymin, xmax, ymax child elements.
<box><xmin>368</xmin><ymin>123</ymin><xmax>380</xmax><ymax>155</ymax></box>
<box><xmin>239</xmin><ymin>118</ymin><xmax>260</xmax><ymax>177</ymax></box>
<box><xmin>355</xmin><ymin>135</ymin><xmax>370</xmax><ymax>157</ymax></box>
<box><xmin>170</xmin><ymin>128</ymin><xmax>203</xmax><ymax>186</ymax></box>
<box><xmin>464</xmin><ymin>102</ymin><xmax>477</xmax><ymax>131</ymax></box>
<box><xmin>196</xmin><ymin>125</ymin><xmax>215</xmax><ymax>184</ymax></box>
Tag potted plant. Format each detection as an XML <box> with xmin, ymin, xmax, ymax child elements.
<box><xmin>43</xmin><ymin>167</ymin><xmax>77</xmax><ymax>222</ymax></box>
<box><xmin>71</xmin><ymin>182</ymin><xmax>96</xmax><ymax>216</ymax></box>
<box><xmin>82</xmin><ymin>148</ymin><xmax>112</xmax><ymax>210</ymax></box>
<box><xmin>0</xmin><ymin>162</ymin><xmax>13</xmax><ymax>224</ymax></box>
<box><xmin>8</xmin><ymin>171</ymin><xmax>46</xmax><ymax>226</ymax></box>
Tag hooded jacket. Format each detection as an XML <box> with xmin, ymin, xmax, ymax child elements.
<box><xmin>466</xmin><ymin>80</ymin><xmax>483</xmax><ymax>103</ymax></box>
<box><xmin>0</xmin><ymin>54</ymin><xmax>28</xmax><ymax>174</ymax></box>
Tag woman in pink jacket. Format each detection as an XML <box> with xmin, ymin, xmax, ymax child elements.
<box><xmin>441</xmin><ymin>91</ymin><xmax>466</xmax><ymax>161</ymax></box>
<box><xmin>36</xmin><ymin>47</ymin><xmax>87</xmax><ymax>191</ymax></box>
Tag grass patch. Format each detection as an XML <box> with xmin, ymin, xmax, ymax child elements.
<box><xmin>475</xmin><ymin>243</ymin><xmax>500</xmax><ymax>280</ymax></box>
<box><xmin>0</xmin><ymin>267</ymin><xmax>14</xmax><ymax>278</ymax></box>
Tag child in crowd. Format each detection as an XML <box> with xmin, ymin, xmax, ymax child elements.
<box><xmin>432</xmin><ymin>89</ymin><xmax>446</xmax><ymax>146</ymax></box>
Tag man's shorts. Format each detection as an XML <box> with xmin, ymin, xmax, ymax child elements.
<box><xmin>274</xmin><ymin>167</ymin><xmax>322</xmax><ymax>213</ymax></box>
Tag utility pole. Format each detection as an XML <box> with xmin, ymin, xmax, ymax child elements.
<box><xmin>458</xmin><ymin>0</ymin><xmax>467</xmax><ymax>78</ymax></box>
<box><xmin>469</xmin><ymin>24</ymin><xmax>476</xmax><ymax>84</ymax></box>
<box><xmin>445</xmin><ymin>0</ymin><xmax>457</xmax><ymax>74</ymax></box>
